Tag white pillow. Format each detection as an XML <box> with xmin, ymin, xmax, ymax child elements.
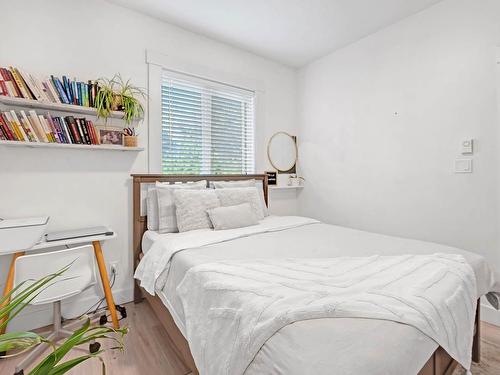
<box><xmin>174</xmin><ymin>189</ymin><xmax>220</xmax><ymax>232</ymax></box>
<box><xmin>154</xmin><ymin>180</ymin><xmax>207</xmax><ymax>233</ymax></box>
<box><xmin>215</xmin><ymin>187</ymin><xmax>265</xmax><ymax>220</ymax></box>
<box><xmin>207</xmin><ymin>203</ymin><xmax>258</xmax><ymax>230</ymax></box>
<box><xmin>211</xmin><ymin>179</ymin><xmax>269</xmax><ymax>216</ymax></box>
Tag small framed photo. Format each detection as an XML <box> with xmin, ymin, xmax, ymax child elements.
<box><xmin>265</xmin><ymin>171</ymin><xmax>277</xmax><ymax>185</ymax></box>
<box><xmin>97</xmin><ymin>127</ymin><xmax>123</xmax><ymax>146</ymax></box>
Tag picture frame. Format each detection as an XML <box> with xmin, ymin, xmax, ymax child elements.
<box><xmin>265</xmin><ymin>171</ymin><xmax>277</xmax><ymax>185</ymax></box>
<box><xmin>96</xmin><ymin>126</ymin><xmax>123</xmax><ymax>146</ymax></box>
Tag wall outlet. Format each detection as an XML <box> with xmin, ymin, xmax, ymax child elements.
<box><xmin>109</xmin><ymin>261</ymin><xmax>119</xmax><ymax>276</ymax></box>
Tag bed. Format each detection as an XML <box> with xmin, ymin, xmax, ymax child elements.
<box><xmin>132</xmin><ymin>174</ymin><xmax>499</xmax><ymax>375</ymax></box>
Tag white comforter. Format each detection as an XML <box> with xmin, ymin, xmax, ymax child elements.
<box><xmin>178</xmin><ymin>255</ymin><xmax>476</xmax><ymax>375</ymax></box>
<box><xmin>135</xmin><ymin>216</ymin><xmax>319</xmax><ymax>294</ymax></box>
<box><xmin>135</xmin><ymin>216</ymin><xmax>500</xmax><ymax>375</ymax></box>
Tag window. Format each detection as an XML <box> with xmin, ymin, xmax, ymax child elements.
<box><xmin>161</xmin><ymin>71</ymin><xmax>255</xmax><ymax>175</ymax></box>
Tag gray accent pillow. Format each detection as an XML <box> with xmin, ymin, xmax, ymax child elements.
<box><xmin>207</xmin><ymin>203</ymin><xmax>258</xmax><ymax>230</ymax></box>
<box><xmin>174</xmin><ymin>189</ymin><xmax>220</xmax><ymax>232</ymax></box>
<box><xmin>211</xmin><ymin>179</ymin><xmax>269</xmax><ymax>216</ymax></box>
<box><xmin>155</xmin><ymin>180</ymin><xmax>207</xmax><ymax>233</ymax></box>
<box><xmin>215</xmin><ymin>187</ymin><xmax>265</xmax><ymax>220</ymax></box>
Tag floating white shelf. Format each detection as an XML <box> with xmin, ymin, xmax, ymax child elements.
<box><xmin>0</xmin><ymin>140</ymin><xmax>144</xmax><ymax>152</ymax></box>
<box><xmin>269</xmin><ymin>185</ymin><xmax>304</xmax><ymax>190</ymax></box>
<box><xmin>0</xmin><ymin>96</ymin><xmax>142</xmax><ymax>120</ymax></box>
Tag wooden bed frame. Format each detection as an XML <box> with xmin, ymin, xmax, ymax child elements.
<box><xmin>131</xmin><ymin>173</ymin><xmax>480</xmax><ymax>375</ymax></box>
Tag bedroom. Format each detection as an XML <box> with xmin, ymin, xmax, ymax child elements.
<box><xmin>0</xmin><ymin>0</ymin><xmax>499</xmax><ymax>374</ymax></box>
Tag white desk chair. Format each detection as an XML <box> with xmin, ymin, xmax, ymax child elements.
<box><xmin>12</xmin><ymin>245</ymin><xmax>97</xmax><ymax>375</ymax></box>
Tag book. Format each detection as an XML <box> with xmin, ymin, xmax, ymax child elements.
<box><xmin>0</xmin><ymin>114</ymin><xmax>15</xmax><ymax>140</ymax></box>
<box><xmin>0</xmin><ymin>124</ymin><xmax>6</xmax><ymax>140</ymax></box>
<box><xmin>11</xmin><ymin>111</ymin><xmax>35</xmax><ymax>142</ymax></box>
<box><xmin>4</xmin><ymin>111</ymin><xmax>26</xmax><ymax>141</ymax></box>
<box><xmin>51</xmin><ymin>76</ymin><xmax>70</xmax><ymax>104</ymax></box>
<box><xmin>87</xmin><ymin>120</ymin><xmax>99</xmax><ymax>144</ymax></box>
<box><xmin>79</xmin><ymin>118</ymin><xmax>91</xmax><ymax>144</ymax></box>
<box><xmin>28</xmin><ymin>110</ymin><xmax>48</xmax><ymax>142</ymax></box>
<box><xmin>57</xmin><ymin>117</ymin><xmax>72</xmax><ymax>143</ymax></box>
<box><xmin>18</xmin><ymin>69</ymin><xmax>43</xmax><ymax>101</ymax></box>
<box><xmin>45</xmin><ymin>113</ymin><xmax>61</xmax><ymax>143</ymax></box>
<box><xmin>38</xmin><ymin>115</ymin><xmax>55</xmax><ymax>142</ymax></box>
<box><xmin>75</xmin><ymin>118</ymin><xmax>86</xmax><ymax>143</ymax></box>
<box><xmin>10</xmin><ymin>67</ymin><xmax>34</xmax><ymax>100</ymax></box>
<box><xmin>46</xmin><ymin>78</ymin><xmax>62</xmax><ymax>103</ymax></box>
<box><xmin>62</xmin><ymin>76</ymin><xmax>73</xmax><ymax>104</ymax></box>
<box><xmin>0</xmin><ymin>79</ymin><xmax>7</xmax><ymax>96</ymax></box>
<box><xmin>64</xmin><ymin>116</ymin><xmax>82</xmax><ymax>143</ymax></box>
<box><xmin>20</xmin><ymin>110</ymin><xmax>39</xmax><ymax>142</ymax></box>
<box><xmin>26</xmin><ymin>73</ymin><xmax>51</xmax><ymax>102</ymax></box>
<box><xmin>1</xmin><ymin>68</ymin><xmax>21</xmax><ymax>97</ymax></box>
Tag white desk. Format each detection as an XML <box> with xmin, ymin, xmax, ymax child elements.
<box><xmin>1</xmin><ymin>230</ymin><xmax>120</xmax><ymax>332</ymax></box>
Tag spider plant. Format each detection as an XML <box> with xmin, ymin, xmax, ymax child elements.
<box><xmin>94</xmin><ymin>77</ymin><xmax>117</xmax><ymax>121</ymax></box>
<box><xmin>0</xmin><ymin>265</ymin><xmax>128</xmax><ymax>375</ymax></box>
<box><xmin>115</xmin><ymin>75</ymin><xmax>146</xmax><ymax>125</ymax></box>
<box><xmin>94</xmin><ymin>74</ymin><xmax>145</xmax><ymax>125</ymax></box>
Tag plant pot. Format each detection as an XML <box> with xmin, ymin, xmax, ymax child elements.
<box><xmin>124</xmin><ymin>135</ymin><xmax>138</xmax><ymax>147</ymax></box>
<box><xmin>112</xmin><ymin>94</ymin><xmax>123</xmax><ymax>111</ymax></box>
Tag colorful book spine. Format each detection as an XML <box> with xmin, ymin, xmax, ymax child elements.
<box><xmin>20</xmin><ymin>110</ymin><xmax>39</xmax><ymax>142</ymax></box>
<box><xmin>0</xmin><ymin>113</ymin><xmax>15</xmax><ymax>140</ymax></box>
<box><xmin>28</xmin><ymin>110</ymin><xmax>48</xmax><ymax>142</ymax></box>
<box><xmin>51</xmin><ymin>76</ymin><xmax>70</xmax><ymax>104</ymax></box>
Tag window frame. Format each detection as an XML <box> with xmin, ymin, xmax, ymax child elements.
<box><xmin>147</xmin><ymin>50</ymin><xmax>264</xmax><ymax>174</ymax></box>
<box><xmin>160</xmin><ymin>71</ymin><xmax>255</xmax><ymax>175</ymax></box>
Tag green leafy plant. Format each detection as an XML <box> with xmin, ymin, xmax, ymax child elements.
<box><xmin>94</xmin><ymin>77</ymin><xmax>117</xmax><ymax>121</ymax></box>
<box><xmin>0</xmin><ymin>265</ymin><xmax>128</xmax><ymax>374</ymax></box>
<box><xmin>94</xmin><ymin>74</ymin><xmax>145</xmax><ymax>125</ymax></box>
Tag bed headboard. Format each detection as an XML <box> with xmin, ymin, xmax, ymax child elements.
<box><xmin>131</xmin><ymin>174</ymin><xmax>268</xmax><ymax>287</ymax></box>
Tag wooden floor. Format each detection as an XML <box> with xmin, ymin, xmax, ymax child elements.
<box><xmin>1</xmin><ymin>301</ymin><xmax>499</xmax><ymax>375</ymax></box>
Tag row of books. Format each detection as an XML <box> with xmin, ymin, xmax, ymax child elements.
<box><xmin>0</xmin><ymin>66</ymin><xmax>99</xmax><ymax>108</ymax></box>
<box><xmin>0</xmin><ymin>110</ymin><xmax>101</xmax><ymax>145</ymax></box>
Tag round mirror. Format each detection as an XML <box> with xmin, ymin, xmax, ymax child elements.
<box><xmin>267</xmin><ymin>132</ymin><xmax>298</xmax><ymax>172</ymax></box>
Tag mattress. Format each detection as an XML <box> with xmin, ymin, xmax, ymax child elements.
<box><xmin>143</xmin><ymin>217</ymin><xmax>498</xmax><ymax>375</ymax></box>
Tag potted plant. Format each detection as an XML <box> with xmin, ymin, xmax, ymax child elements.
<box><xmin>94</xmin><ymin>74</ymin><xmax>145</xmax><ymax>126</ymax></box>
<box><xmin>0</xmin><ymin>265</ymin><xmax>128</xmax><ymax>374</ymax></box>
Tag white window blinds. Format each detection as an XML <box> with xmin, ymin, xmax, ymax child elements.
<box><xmin>161</xmin><ymin>71</ymin><xmax>255</xmax><ymax>175</ymax></box>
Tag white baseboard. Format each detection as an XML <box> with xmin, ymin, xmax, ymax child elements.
<box><xmin>481</xmin><ymin>302</ymin><xmax>500</xmax><ymax>326</ymax></box>
<box><xmin>7</xmin><ymin>287</ymin><xmax>134</xmax><ymax>332</ymax></box>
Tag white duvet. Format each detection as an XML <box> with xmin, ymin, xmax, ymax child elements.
<box><xmin>178</xmin><ymin>254</ymin><xmax>476</xmax><ymax>375</ymax></box>
<box><xmin>134</xmin><ymin>216</ymin><xmax>500</xmax><ymax>375</ymax></box>
<box><xmin>135</xmin><ymin>216</ymin><xmax>319</xmax><ymax>294</ymax></box>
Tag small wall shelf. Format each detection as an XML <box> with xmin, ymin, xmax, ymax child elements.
<box><xmin>0</xmin><ymin>96</ymin><xmax>142</xmax><ymax>120</ymax></box>
<box><xmin>269</xmin><ymin>185</ymin><xmax>304</xmax><ymax>190</ymax></box>
<box><xmin>0</xmin><ymin>140</ymin><xmax>144</xmax><ymax>152</ymax></box>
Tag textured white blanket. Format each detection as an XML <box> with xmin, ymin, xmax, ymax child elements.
<box><xmin>177</xmin><ymin>254</ymin><xmax>477</xmax><ymax>375</ymax></box>
<box><xmin>135</xmin><ymin>216</ymin><xmax>320</xmax><ymax>294</ymax></box>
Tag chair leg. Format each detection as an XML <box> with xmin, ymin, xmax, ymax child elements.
<box><xmin>14</xmin><ymin>332</ymin><xmax>56</xmax><ymax>374</ymax></box>
<box><xmin>14</xmin><ymin>301</ymin><xmax>61</xmax><ymax>374</ymax></box>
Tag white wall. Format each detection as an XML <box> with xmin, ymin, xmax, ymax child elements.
<box><xmin>298</xmin><ymin>0</ymin><xmax>500</xmax><ymax>275</ymax></box>
<box><xmin>0</xmin><ymin>0</ymin><xmax>298</xmax><ymax>330</ymax></box>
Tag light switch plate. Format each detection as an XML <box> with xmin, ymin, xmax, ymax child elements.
<box><xmin>454</xmin><ymin>159</ymin><xmax>472</xmax><ymax>173</ymax></box>
<box><xmin>461</xmin><ymin>139</ymin><xmax>473</xmax><ymax>155</ymax></box>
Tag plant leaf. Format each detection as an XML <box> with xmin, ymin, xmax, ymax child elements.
<box><xmin>46</xmin><ymin>352</ymin><xmax>103</xmax><ymax>375</ymax></box>
<box><xmin>0</xmin><ymin>331</ymin><xmax>44</xmax><ymax>353</ymax></box>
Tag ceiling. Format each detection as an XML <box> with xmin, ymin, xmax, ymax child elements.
<box><xmin>109</xmin><ymin>0</ymin><xmax>443</xmax><ymax>67</ymax></box>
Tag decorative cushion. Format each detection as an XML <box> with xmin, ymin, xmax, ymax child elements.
<box><xmin>211</xmin><ymin>179</ymin><xmax>269</xmax><ymax>216</ymax></box>
<box><xmin>215</xmin><ymin>187</ymin><xmax>265</xmax><ymax>220</ymax></box>
<box><xmin>174</xmin><ymin>189</ymin><xmax>220</xmax><ymax>232</ymax></box>
<box><xmin>154</xmin><ymin>180</ymin><xmax>207</xmax><ymax>233</ymax></box>
<box><xmin>207</xmin><ymin>203</ymin><xmax>258</xmax><ymax>230</ymax></box>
